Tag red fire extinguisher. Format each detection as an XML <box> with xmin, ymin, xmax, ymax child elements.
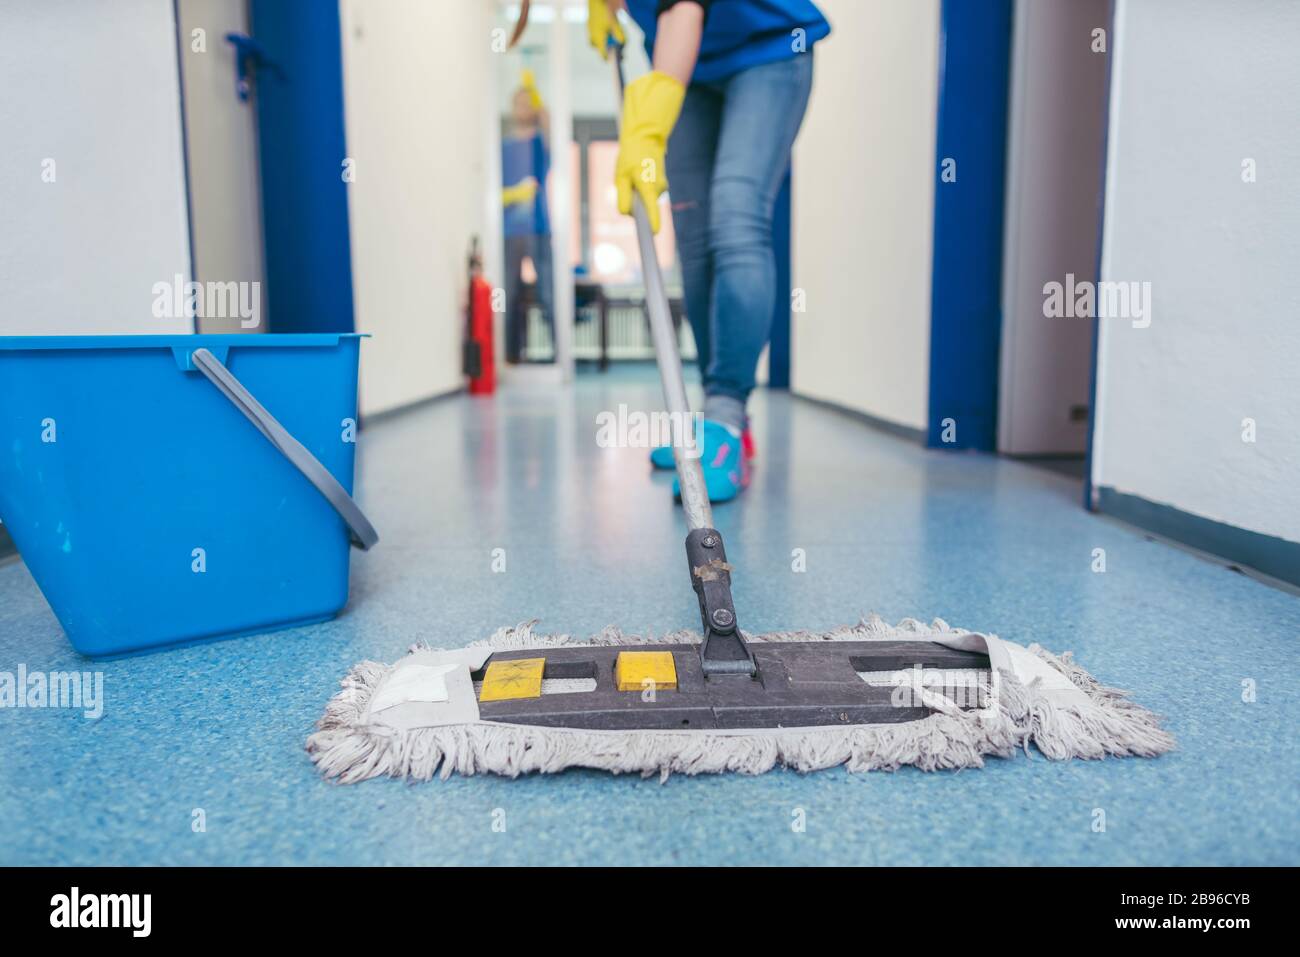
<box><xmin>463</xmin><ymin>237</ymin><xmax>495</xmax><ymax>395</ymax></box>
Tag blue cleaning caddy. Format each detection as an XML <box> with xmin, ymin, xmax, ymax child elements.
<box><xmin>0</xmin><ymin>334</ymin><xmax>377</xmax><ymax>657</ymax></box>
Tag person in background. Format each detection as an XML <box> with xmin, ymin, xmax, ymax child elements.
<box><xmin>589</xmin><ymin>0</ymin><xmax>829</xmax><ymax>503</ymax></box>
<box><xmin>501</xmin><ymin>69</ymin><xmax>554</xmax><ymax>363</ymax></box>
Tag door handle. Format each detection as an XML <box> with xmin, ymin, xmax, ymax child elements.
<box><xmin>225</xmin><ymin>32</ymin><xmax>282</xmax><ymax>102</ymax></box>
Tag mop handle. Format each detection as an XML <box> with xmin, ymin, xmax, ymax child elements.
<box><xmin>611</xmin><ymin>45</ymin><xmax>714</xmax><ymax>532</ymax></box>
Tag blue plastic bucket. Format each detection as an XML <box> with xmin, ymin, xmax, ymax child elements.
<box><xmin>0</xmin><ymin>334</ymin><xmax>376</xmax><ymax>657</ymax></box>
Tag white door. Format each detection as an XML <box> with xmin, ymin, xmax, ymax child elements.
<box><xmin>998</xmin><ymin>0</ymin><xmax>1111</xmax><ymax>455</ymax></box>
<box><xmin>176</xmin><ymin>0</ymin><xmax>266</xmax><ymax>333</ymax></box>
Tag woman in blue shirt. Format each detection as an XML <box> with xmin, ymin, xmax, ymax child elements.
<box><xmin>591</xmin><ymin>0</ymin><xmax>831</xmax><ymax>502</ymax></box>
<box><xmin>501</xmin><ymin>72</ymin><xmax>554</xmax><ymax>363</ymax></box>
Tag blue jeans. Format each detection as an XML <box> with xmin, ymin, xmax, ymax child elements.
<box><xmin>666</xmin><ymin>52</ymin><xmax>814</xmax><ymax>406</ymax></box>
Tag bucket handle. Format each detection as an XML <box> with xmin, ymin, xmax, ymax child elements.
<box><xmin>191</xmin><ymin>348</ymin><xmax>379</xmax><ymax>551</ymax></box>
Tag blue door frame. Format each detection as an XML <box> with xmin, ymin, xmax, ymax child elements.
<box><xmin>926</xmin><ymin>0</ymin><xmax>1014</xmax><ymax>450</ymax></box>
<box><xmin>249</xmin><ymin>0</ymin><xmax>355</xmax><ymax>334</ymax></box>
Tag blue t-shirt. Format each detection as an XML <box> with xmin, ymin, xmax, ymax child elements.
<box><xmin>625</xmin><ymin>0</ymin><xmax>831</xmax><ymax>84</ymax></box>
<box><xmin>502</xmin><ymin>132</ymin><xmax>550</xmax><ymax>238</ymax></box>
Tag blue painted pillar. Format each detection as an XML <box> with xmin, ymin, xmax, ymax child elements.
<box><xmin>926</xmin><ymin>0</ymin><xmax>1013</xmax><ymax>450</ymax></box>
<box><xmin>768</xmin><ymin>170</ymin><xmax>793</xmax><ymax>390</ymax></box>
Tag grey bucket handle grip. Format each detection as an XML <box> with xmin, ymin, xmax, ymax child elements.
<box><xmin>191</xmin><ymin>347</ymin><xmax>379</xmax><ymax>550</ymax></box>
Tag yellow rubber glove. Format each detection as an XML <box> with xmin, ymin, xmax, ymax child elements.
<box><xmin>502</xmin><ymin>177</ymin><xmax>539</xmax><ymax>208</ymax></box>
<box><xmin>615</xmin><ymin>71</ymin><xmax>685</xmax><ymax>234</ymax></box>
<box><xmin>520</xmin><ymin>68</ymin><xmax>543</xmax><ymax>110</ymax></box>
<box><xmin>587</xmin><ymin>0</ymin><xmax>626</xmax><ymax>60</ymax></box>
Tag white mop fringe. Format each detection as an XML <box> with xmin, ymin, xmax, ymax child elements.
<box><xmin>306</xmin><ymin>616</ymin><xmax>1175</xmax><ymax>782</ymax></box>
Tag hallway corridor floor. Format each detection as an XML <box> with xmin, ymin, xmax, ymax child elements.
<box><xmin>2</xmin><ymin>367</ymin><xmax>1297</xmax><ymax>865</ymax></box>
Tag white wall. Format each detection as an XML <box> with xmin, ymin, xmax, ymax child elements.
<box><xmin>791</xmin><ymin>0</ymin><xmax>940</xmax><ymax>431</ymax></box>
<box><xmin>1092</xmin><ymin>0</ymin><xmax>1300</xmax><ymax>543</ymax></box>
<box><xmin>998</xmin><ymin>0</ymin><xmax>1109</xmax><ymax>455</ymax></box>
<box><xmin>339</xmin><ymin>0</ymin><xmax>498</xmax><ymax>415</ymax></box>
<box><xmin>0</xmin><ymin>0</ymin><xmax>192</xmax><ymax>335</ymax></box>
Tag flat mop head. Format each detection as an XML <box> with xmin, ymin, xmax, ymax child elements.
<box><xmin>307</xmin><ymin>617</ymin><xmax>1174</xmax><ymax>782</ymax></box>
<box><xmin>300</xmin><ymin>45</ymin><xmax>1176</xmax><ymax>784</ymax></box>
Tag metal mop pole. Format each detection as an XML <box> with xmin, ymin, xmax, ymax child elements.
<box><xmin>611</xmin><ymin>46</ymin><xmax>755</xmax><ymax>678</ymax></box>
<box><xmin>610</xmin><ymin>52</ymin><xmax>712</xmax><ymax>533</ymax></box>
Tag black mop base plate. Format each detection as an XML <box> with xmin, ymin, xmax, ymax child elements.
<box><xmin>475</xmin><ymin>641</ymin><xmax>991</xmax><ymax>731</ymax></box>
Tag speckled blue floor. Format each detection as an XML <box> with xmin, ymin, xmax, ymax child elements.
<box><xmin>2</xmin><ymin>366</ymin><xmax>1297</xmax><ymax>865</ymax></box>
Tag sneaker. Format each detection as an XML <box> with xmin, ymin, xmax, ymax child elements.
<box><xmin>651</xmin><ymin>426</ymin><xmax>754</xmax><ymax>469</ymax></box>
<box><xmin>672</xmin><ymin>420</ymin><xmax>749</xmax><ymax>503</ymax></box>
